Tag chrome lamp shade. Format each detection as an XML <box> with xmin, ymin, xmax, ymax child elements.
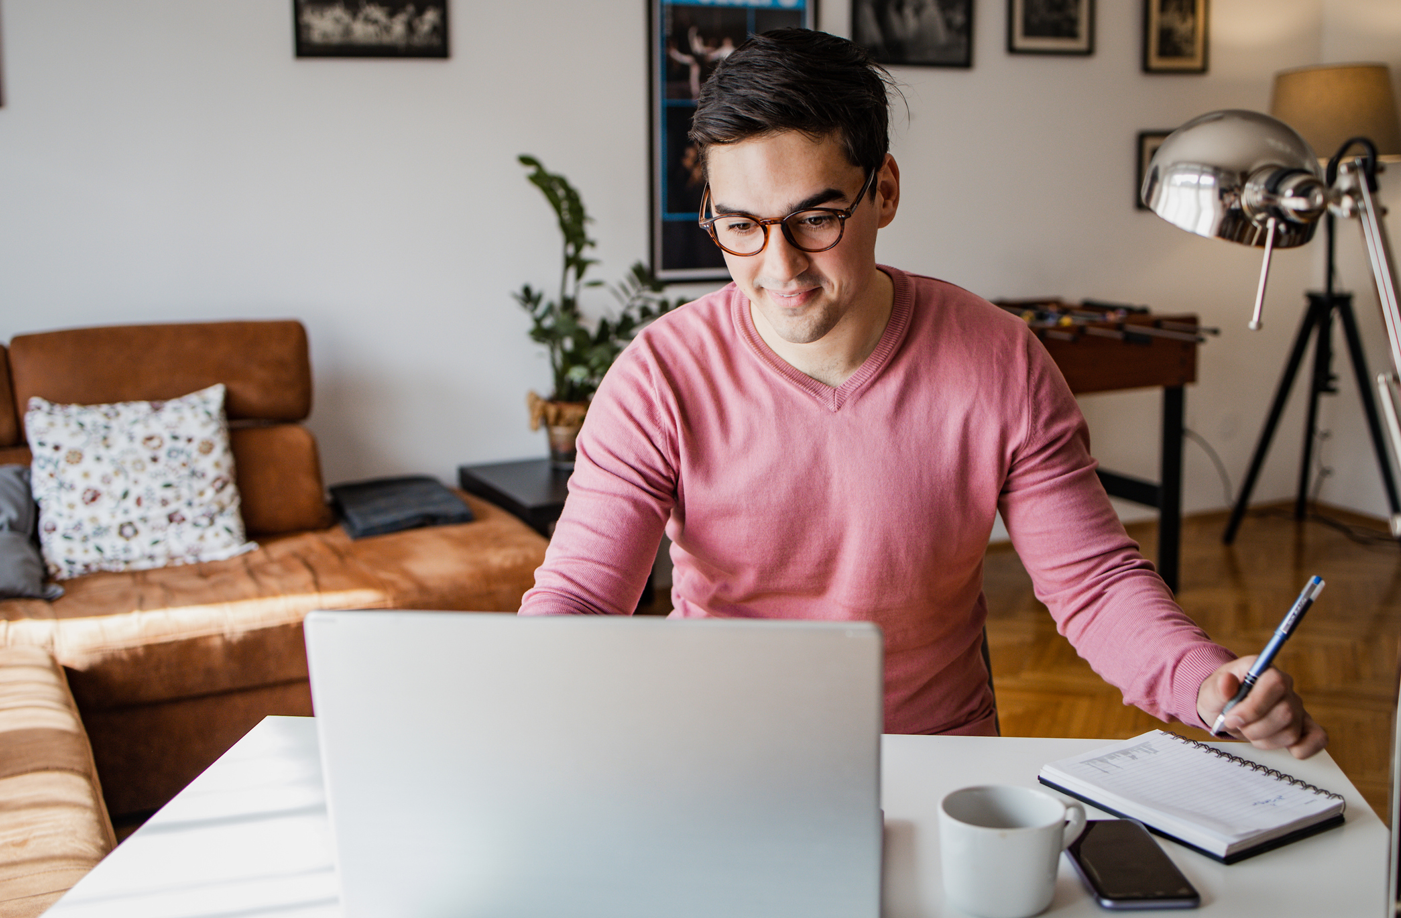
<box><xmin>1141</xmin><ymin>110</ymin><xmax>1324</xmax><ymax>249</ymax></box>
<box><xmin>1142</xmin><ymin>110</ymin><xmax>1332</xmax><ymax>331</ymax></box>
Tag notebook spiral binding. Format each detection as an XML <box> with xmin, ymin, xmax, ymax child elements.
<box><xmin>1166</xmin><ymin>732</ymin><xmax>1346</xmax><ymax>805</ymax></box>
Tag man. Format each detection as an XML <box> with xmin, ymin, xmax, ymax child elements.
<box><xmin>520</xmin><ymin>28</ymin><xmax>1326</xmax><ymax>759</ymax></box>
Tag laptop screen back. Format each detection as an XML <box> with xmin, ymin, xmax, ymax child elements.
<box><xmin>305</xmin><ymin>611</ymin><xmax>884</xmax><ymax>918</ymax></box>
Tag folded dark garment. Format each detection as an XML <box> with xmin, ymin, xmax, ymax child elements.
<box><xmin>328</xmin><ymin>475</ymin><xmax>475</xmax><ymax>540</ymax></box>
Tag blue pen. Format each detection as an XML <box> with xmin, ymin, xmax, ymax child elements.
<box><xmin>1211</xmin><ymin>575</ymin><xmax>1324</xmax><ymax>737</ymax></box>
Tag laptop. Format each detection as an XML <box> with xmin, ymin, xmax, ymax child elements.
<box><xmin>304</xmin><ymin>611</ymin><xmax>885</xmax><ymax>918</ymax></box>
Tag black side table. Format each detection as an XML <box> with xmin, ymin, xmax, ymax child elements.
<box><xmin>458</xmin><ymin>458</ymin><xmax>570</xmax><ymax>538</ymax></box>
<box><xmin>458</xmin><ymin>458</ymin><xmax>656</xmax><ymax>606</ymax></box>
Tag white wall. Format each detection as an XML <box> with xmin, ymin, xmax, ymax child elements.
<box><xmin>1</xmin><ymin>0</ymin><xmax>1398</xmax><ymax>527</ymax></box>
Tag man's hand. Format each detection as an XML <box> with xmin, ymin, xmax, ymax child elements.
<box><xmin>1197</xmin><ymin>656</ymin><xmax>1328</xmax><ymax>759</ymax></box>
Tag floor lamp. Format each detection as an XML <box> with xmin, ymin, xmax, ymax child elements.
<box><xmin>1140</xmin><ymin>64</ymin><xmax>1401</xmax><ymax>543</ymax></box>
<box><xmin>1222</xmin><ymin>64</ymin><xmax>1401</xmax><ymax>543</ymax></box>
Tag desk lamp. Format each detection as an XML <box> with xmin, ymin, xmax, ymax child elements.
<box><xmin>1141</xmin><ymin>64</ymin><xmax>1401</xmax><ymax>540</ymax></box>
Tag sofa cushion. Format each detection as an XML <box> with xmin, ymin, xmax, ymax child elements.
<box><xmin>26</xmin><ymin>384</ymin><xmax>257</xmax><ymax>580</ymax></box>
<box><xmin>0</xmin><ymin>466</ymin><xmax>61</xmax><ymax>601</ymax></box>
<box><xmin>0</xmin><ymin>645</ymin><xmax>115</xmax><ymax>918</ymax></box>
<box><xmin>8</xmin><ymin>321</ymin><xmax>312</xmax><ymax>439</ymax></box>
<box><xmin>230</xmin><ymin>425</ymin><xmax>334</xmax><ymax>536</ymax></box>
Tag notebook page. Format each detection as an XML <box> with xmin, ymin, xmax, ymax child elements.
<box><xmin>1047</xmin><ymin>732</ymin><xmax>1340</xmax><ymax>841</ymax></box>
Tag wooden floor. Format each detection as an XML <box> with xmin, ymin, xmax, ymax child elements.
<box><xmin>640</xmin><ymin>502</ymin><xmax>1401</xmax><ymax>821</ymax></box>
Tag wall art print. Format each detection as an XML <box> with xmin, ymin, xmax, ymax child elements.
<box><xmin>1008</xmin><ymin>0</ymin><xmax>1093</xmax><ymax>56</ymax></box>
<box><xmin>1136</xmin><ymin>129</ymin><xmax>1172</xmax><ymax>210</ymax></box>
<box><xmin>1143</xmin><ymin>0</ymin><xmax>1207</xmax><ymax>73</ymax></box>
<box><xmin>852</xmin><ymin>0</ymin><xmax>973</xmax><ymax>68</ymax></box>
<box><xmin>650</xmin><ymin>0</ymin><xmax>816</xmax><ymax>282</ymax></box>
<box><xmin>294</xmin><ymin>0</ymin><xmax>449</xmax><ymax>58</ymax></box>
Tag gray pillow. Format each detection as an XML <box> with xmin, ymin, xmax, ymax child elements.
<box><xmin>0</xmin><ymin>464</ymin><xmax>63</xmax><ymax>601</ymax></box>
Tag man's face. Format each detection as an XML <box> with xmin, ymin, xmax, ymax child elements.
<box><xmin>704</xmin><ymin>131</ymin><xmax>896</xmax><ymax>348</ymax></box>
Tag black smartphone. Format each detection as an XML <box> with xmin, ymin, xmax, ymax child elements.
<box><xmin>1066</xmin><ymin>819</ymin><xmax>1201</xmax><ymax>910</ymax></box>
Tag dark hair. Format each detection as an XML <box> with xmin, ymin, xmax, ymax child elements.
<box><xmin>688</xmin><ymin>28</ymin><xmax>896</xmax><ymax>176</ymax></box>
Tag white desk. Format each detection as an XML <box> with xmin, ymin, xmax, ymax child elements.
<box><xmin>45</xmin><ymin>717</ymin><xmax>1388</xmax><ymax>917</ymax></box>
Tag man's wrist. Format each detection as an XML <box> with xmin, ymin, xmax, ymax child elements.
<box><xmin>1184</xmin><ymin>643</ymin><xmax>1237</xmax><ymax>730</ymax></box>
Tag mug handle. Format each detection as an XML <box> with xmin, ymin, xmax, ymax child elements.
<box><xmin>1060</xmin><ymin>801</ymin><xmax>1087</xmax><ymax>849</ymax></box>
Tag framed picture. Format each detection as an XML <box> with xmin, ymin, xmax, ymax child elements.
<box><xmin>1136</xmin><ymin>130</ymin><xmax>1172</xmax><ymax>210</ymax></box>
<box><xmin>293</xmin><ymin>0</ymin><xmax>449</xmax><ymax>59</ymax></box>
<box><xmin>852</xmin><ymin>0</ymin><xmax>973</xmax><ymax>69</ymax></box>
<box><xmin>1008</xmin><ymin>0</ymin><xmax>1093</xmax><ymax>55</ymax></box>
<box><xmin>1143</xmin><ymin>0</ymin><xmax>1206</xmax><ymax>73</ymax></box>
<box><xmin>650</xmin><ymin>0</ymin><xmax>817</xmax><ymax>282</ymax></box>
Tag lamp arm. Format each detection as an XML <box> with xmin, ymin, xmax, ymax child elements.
<box><xmin>1327</xmin><ymin>136</ymin><xmax>1379</xmax><ymax>190</ymax></box>
<box><xmin>1346</xmin><ymin>162</ymin><xmax>1401</xmax><ymax>378</ymax></box>
<box><xmin>1344</xmin><ymin>160</ymin><xmax>1401</xmax><ymax>535</ymax></box>
<box><xmin>1249</xmin><ymin>217</ymin><xmax>1278</xmax><ymax>330</ymax></box>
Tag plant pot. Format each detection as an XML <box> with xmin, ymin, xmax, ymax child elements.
<box><xmin>546</xmin><ymin>422</ymin><xmax>583</xmax><ymax>469</ymax></box>
<box><xmin>527</xmin><ymin>392</ymin><xmax>588</xmax><ymax>471</ymax></box>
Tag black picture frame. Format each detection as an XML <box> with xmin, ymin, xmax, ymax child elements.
<box><xmin>1008</xmin><ymin>0</ymin><xmax>1093</xmax><ymax>56</ymax></box>
<box><xmin>852</xmin><ymin>0</ymin><xmax>973</xmax><ymax>68</ymax></box>
<box><xmin>649</xmin><ymin>0</ymin><xmax>817</xmax><ymax>283</ymax></box>
<box><xmin>1142</xmin><ymin>0</ymin><xmax>1207</xmax><ymax>73</ymax></box>
<box><xmin>1136</xmin><ymin>130</ymin><xmax>1171</xmax><ymax>210</ymax></box>
<box><xmin>293</xmin><ymin>0</ymin><xmax>449</xmax><ymax>59</ymax></box>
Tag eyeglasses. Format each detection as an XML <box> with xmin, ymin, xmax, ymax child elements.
<box><xmin>698</xmin><ymin>169</ymin><xmax>877</xmax><ymax>257</ymax></box>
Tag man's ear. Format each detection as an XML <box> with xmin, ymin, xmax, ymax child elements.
<box><xmin>876</xmin><ymin>154</ymin><xmax>900</xmax><ymax>228</ymax></box>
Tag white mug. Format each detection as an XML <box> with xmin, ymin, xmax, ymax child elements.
<box><xmin>938</xmin><ymin>784</ymin><xmax>1086</xmax><ymax>918</ymax></box>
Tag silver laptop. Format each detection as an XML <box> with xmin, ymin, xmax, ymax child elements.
<box><xmin>304</xmin><ymin>611</ymin><xmax>884</xmax><ymax>918</ymax></box>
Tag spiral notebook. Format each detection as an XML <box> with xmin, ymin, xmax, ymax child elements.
<box><xmin>1038</xmin><ymin>730</ymin><xmax>1346</xmax><ymax>864</ymax></box>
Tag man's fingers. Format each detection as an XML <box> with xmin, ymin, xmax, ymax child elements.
<box><xmin>1287</xmin><ymin>715</ymin><xmax>1329</xmax><ymax>759</ymax></box>
<box><xmin>1221</xmin><ymin>668</ymin><xmax>1293</xmax><ymax>728</ymax></box>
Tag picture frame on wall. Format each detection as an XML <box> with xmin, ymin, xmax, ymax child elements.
<box><xmin>293</xmin><ymin>0</ymin><xmax>449</xmax><ymax>59</ymax></box>
<box><xmin>1136</xmin><ymin>130</ymin><xmax>1172</xmax><ymax>210</ymax></box>
<box><xmin>1008</xmin><ymin>0</ymin><xmax>1093</xmax><ymax>56</ymax></box>
<box><xmin>650</xmin><ymin>0</ymin><xmax>817</xmax><ymax>282</ymax></box>
<box><xmin>1142</xmin><ymin>0</ymin><xmax>1207</xmax><ymax>73</ymax></box>
<box><xmin>852</xmin><ymin>0</ymin><xmax>973</xmax><ymax>69</ymax></box>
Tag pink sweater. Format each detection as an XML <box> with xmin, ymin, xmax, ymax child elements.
<box><xmin>520</xmin><ymin>268</ymin><xmax>1234</xmax><ymax>735</ymax></box>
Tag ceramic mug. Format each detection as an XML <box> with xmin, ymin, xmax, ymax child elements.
<box><xmin>938</xmin><ymin>784</ymin><xmax>1086</xmax><ymax>918</ymax></box>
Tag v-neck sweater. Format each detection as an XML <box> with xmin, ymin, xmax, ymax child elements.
<box><xmin>520</xmin><ymin>267</ymin><xmax>1233</xmax><ymax>735</ymax></box>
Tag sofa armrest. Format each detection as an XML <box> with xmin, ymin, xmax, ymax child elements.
<box><xmin>0</xmin><ymin>645</ymin><xmax>116</xmax><ymax>916</ymax></box>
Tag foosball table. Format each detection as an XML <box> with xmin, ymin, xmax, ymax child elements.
<box><xmin>994</xmin><ymin>298</ymin><xmax>1218</xmax><ymax>594</ymax></box>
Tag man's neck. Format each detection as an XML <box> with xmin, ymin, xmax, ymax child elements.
<box><xmin>750</xmin><ymin>269</ymin><xmax>895</xmax><ymax>388</ymax></box>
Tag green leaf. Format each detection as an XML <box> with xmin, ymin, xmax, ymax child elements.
<box><xmin>513</xmin><ymin>157</ymin><xmax>683</xmax><ymax>402</ymax></box>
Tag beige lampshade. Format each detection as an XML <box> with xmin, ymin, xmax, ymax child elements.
<box><xmin>1270</xmin><ymin>63</ymin><xmax>1401</xmax><ymax>162</ymax></box>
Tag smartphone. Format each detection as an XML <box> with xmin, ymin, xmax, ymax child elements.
<box><xmin>1066</xmin><ymin>819</ymin><xmax>1201</xmax><ymax>910</ymax></box>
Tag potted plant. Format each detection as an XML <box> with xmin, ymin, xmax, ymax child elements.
<box><xmin>514</xmin><ymin>155</ymin><xmax>681</xmax><ymax>468</ymax></box>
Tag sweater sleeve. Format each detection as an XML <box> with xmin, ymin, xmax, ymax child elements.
<box><xmin>997</xmin><ymin>329</ymin><xmax>1234</xmax><ymax>729</ymax></box>
<box><xmin>518</xmin><ymin>342</ymin><xmax>677</xmax><ymax>617</ymax></box>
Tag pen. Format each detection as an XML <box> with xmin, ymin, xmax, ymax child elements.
<box><xmin>1211</xmin><ymin>575</ymin><xmax>1324</xmax><ymax>737</ymax></box>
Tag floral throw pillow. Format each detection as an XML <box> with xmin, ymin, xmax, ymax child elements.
<box><xmin>26</xmin><ymin>383</ymin><xmax>257</xmax><ymax>580</ymax></box>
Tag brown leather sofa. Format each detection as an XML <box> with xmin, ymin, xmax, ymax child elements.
<box><xmin>0</xmin><ymin>321</ymin><xmax>548</xmax><ymax>823</ymax></box>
